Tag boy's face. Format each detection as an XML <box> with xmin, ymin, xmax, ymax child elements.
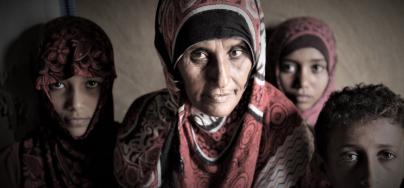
<box><xmin>325</xmin><ymin>118</ymin><xmax>404</xmax><ymax>188</ymax></box>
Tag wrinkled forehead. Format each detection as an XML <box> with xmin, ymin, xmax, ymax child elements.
<box><xmin>157</xmin><ymin>0</ymin><xmax>261</xmax><ymax>63</ymax></box>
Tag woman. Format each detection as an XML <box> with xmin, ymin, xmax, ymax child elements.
<box><xmin>266</xmin><ymin>17</ymin><xmax>337</xmax><ymax>127</ymax></box>
<box><xmin>0</xmin><ymin>16</ymin><xmax>118</xmax><ymax>187</ymax></box>
<box><xmin>114</xmin><ymin>0</ymin><xmax>313</xmax><ymax>187</ymax></box>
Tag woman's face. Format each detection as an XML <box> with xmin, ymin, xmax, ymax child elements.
<box><xmin>177</xmin><ymin>38</ymin><xmax>253</xmax><ymax>117</ymax></box>
<box><xmin>279</xmin><ymin>47</ymin><xmax>329</xmax><ymax>111</ymax></box>
<box><xmin>48</xmin><ymin>75</ymin><xmax>104</xmax><ymax>138</ymax></box>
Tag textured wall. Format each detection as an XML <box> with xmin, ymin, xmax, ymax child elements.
<box><xmin>0</xmin><ymin>0</ymin><xmax>60</xmax><ymax>148</ymax></box>
<box><xmin>77</xmin><ymin>0</ymin><xmax>165</xmax><ymax>122</ymax></box>
<box><xmin>261</xmin><ymin>0</ymin><xmax>404</xmax><ymax>97</ymax></box>
<box><xmin>1</xmin><ymin>0</ymin><xmax>403</xmax><ymax>147</ymax></box>
<box><xmin>76</xmin><ymin>0</ymin><xmax>404</xmax><ymax>122</ymax></box>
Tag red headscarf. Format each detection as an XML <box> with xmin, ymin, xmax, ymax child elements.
<box><xmin>114</xmin><ymin>1</ymin><xmax>313</xmax><ymax>187</ymax></box>
<box><xmin>266</xmin><ymin>17</ymin><xmax>337</xmax><ymax>126</ymax></box>
<box><xmin>21</xmin><ymin>16</ymin><xmax>117</xmax><ymax>187</ymax></box>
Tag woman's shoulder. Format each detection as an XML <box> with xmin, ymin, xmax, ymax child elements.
<box><xmin>125</xmin><ymin>89</ymin><xmax>172</xmax><ymax>115</ymax></box>
<box><xmin>264</xmin><ymin>82</ymin><xmax>297</xmax><ymax>109</ymax></box>
<box><xmin>118</xmin><ymin>89</ymin><xmax>176</xmax><ymax>135</ymax></box>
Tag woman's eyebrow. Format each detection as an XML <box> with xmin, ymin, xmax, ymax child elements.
<box><xmin>310</xmin><ymin>58</ymin><xmax>326</xmax><ymax>63</ymax></box>
<box><xmin>281</xmin><ymin>58</ymin><xmax>299</xmax><ymax>64</ymax></box>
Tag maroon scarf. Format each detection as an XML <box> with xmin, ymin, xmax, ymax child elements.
<box><xmin>21</xmin><ymin>16</ymin><xmax>117</xmax><ymax>187</ymax></box>
<box><xmin>266</xmin><ymin>17</ymin><xmax>337</xmax><ymax>126</ymax></box>
<box><xmin>114</xmin><ymin>1</ymin><xmax>313</xmax><ymax>187</ymax></box>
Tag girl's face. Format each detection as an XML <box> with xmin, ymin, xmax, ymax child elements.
<box><xmin>279</xmin><ymin>47</ymin><xmax>329</xmax><ymax>111</ymax></box>
<box><xmin>48</xmin><ymin>75</ymin><xmax>104</xmax><ymax>138</ymax></box>
<box><xmin>325</xmin><ymin>118</ymin><xmax>404</xmax><ymax>188</ymax></box>
<box><xmin>177</xmin><ymin>38</ymin><xmax>253</xmax><ymax>117</ymax></box>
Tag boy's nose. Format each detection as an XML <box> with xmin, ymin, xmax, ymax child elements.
<box><xmin>359</xmin><ymin>157</ymin><xmax>380</xmax><ymax>188</ymax></box>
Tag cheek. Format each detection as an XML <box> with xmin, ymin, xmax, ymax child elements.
<box><xmin>231</xmin><ymin>61</ymin><xmax>252</xmax><ymax>87</ymax></box>
<box><xmin>279</xmin><ymin>73</ymin><xmax>295</xmax><ymax>91</ymax></box>
<box><xmin>49</xmin><ymin>94</ymin><xmax>66</xmax><ymax>115</ymax></box>
<box><xmin>84</xmin><ymin>89</ymin><xmax>101</xmax><ymax>111</ymax></box>
<box><xmin>327</xmin><ymin>162</ymin><xmax>357</xmax><ymax>187</ymax></box>
<box><xmin>180</xmin><ymin>69</ymin><xmax>205</xmax><ymax>100</ymax></box>
<box><xmin>312</xmin><ymin>73</ymin><xmax>329</xmax><ymax>97</ymax></box>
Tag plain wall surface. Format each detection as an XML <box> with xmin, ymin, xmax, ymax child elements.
<box><xmin>1</xmin><ymin>0</ymin><xmax>403</xmax><ymax>147</ymax></box>
<box><xmin>0</xmin><ymin>0</ymin><xmax>60</xmax><ymax>148</ymax></box>
<box><xmin>76</xmin><ymin>0</ymin><xmax>404</xmax><ymax>122</ymax></box>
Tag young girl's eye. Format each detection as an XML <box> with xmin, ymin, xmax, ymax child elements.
<box><xmin>340</xmin><ymin>152</ymin><xmax>359</xmax><ymax>162</ymax></box>
<box><xmin>49</xmin><ymin>82</ymin><xmax>65</xmax><ymax>90</ymax></box>
<box><xmin>378</xmin><ymin>151</ymin><xmax>396</xmax><ymax>161</ymax></box>
<box><xmin>86</xmin><ymin>80</ymin><xmax>99</xmax><ymax>88</ymax></box>
<box><xmin>311</xmin><ymin>64</ymin><xmax>325</xmax><ymax>74</ymax></box>
<box><xmin>280</xmin><ymin>62</ymin><xmax>297</xmax><ymax>74</ymax></box>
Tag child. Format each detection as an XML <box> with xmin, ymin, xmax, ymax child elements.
<box><xmin>266</xmin><ymin>17</ymin><xmax>337</xmax><ymax>127</ymax></box>
<box><xmin>0</xmin><ymin>16</ymin><xmax>118</xmax><ymax>187</ymax></box>
<box><xmin>315</xmin><ymin>84</ymin><xmax>404</xmax><ymax>188</ymax></box>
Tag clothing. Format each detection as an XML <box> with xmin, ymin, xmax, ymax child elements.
<box><xmin>114</xmin><ymin>0</ymin><xmax>313</xmax><ymax>187</ymax></box>
<box><xmin>0</xmin><ymin>16</ymin><xmax>118</xmax><ymax>187</ymax></box>
<box><xmin>266</xmin><ymin>17</ymin><xmax>337</xmax><ymax>126</ymax></box>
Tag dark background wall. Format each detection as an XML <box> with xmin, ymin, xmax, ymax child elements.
<box><xmin>1</xmin><ymin>0</ymin><xmax>403</xmax><ymax>148</ymax></box>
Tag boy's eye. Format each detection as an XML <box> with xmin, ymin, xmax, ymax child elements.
<box><xmin>378</xmin><ymin>151</ymin><xmax>396</xmax><ymax>161</ymax></box>
<box><xmin>340</xmin><ymin>152</ymin><xmax>359</xmax><ymax>162</ymax></box>
<box><xmin>49</xmin><ymin>82</ymin><xmax>65</xmax><ymax>90</ymax></box>
<box><xmin>311</xmin><ymin>64</ymin><xmax>325</xmax><ymax>74</ymax></box>
<box><xmin>280</xmin><ymin>62</ymin><xmax>297</xmax><ymax>73</ymax></box>
<box><xmin>86</xmin><ymin>80</ymin><xmax>99</xmax><ymax>88</ymax></box>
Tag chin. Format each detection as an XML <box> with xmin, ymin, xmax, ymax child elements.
<box><xmin>67</xmin><ymin>127</ymin><xmax>88</xmax><ymax>139</ymax></box>
<box><xmin>202</xmin><ymin>105</ymin><xmax>234</xmax><ymax>117</ymax></box>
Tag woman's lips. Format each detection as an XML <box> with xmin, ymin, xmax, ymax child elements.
<box><xmin>296</xmin><ymin>94</ymin><xmax>311</xmax><ymax>103</ymax></box>
<box><xmin>205</xmin><ymin>93</ymin><xmax>232</xmax><ymax>103</ymax></box>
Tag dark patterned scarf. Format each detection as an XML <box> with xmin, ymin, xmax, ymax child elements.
<box><xmin>21</xmin><ymin>16</ymin><xmax>117</xmax><ymax>187</ymax></box>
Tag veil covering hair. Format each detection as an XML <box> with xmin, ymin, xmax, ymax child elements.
<box><xmin>0</xmin><ymin>16</ymin><xmax>118</xmax><ymax>187</ymax></box>
<box><xmin>266</xmin><ymin>17</ymin><xmax>337</xmax><ymax>126</ymax></box>
<box><xmin>114</xmin><ymin>1</ymin><xmax>313</xmax><ymax>187</ymax></box>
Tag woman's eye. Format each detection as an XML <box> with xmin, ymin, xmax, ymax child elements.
<box><xmin>280</xmin><ymin>62</ymin><xmax>297</xmax><ymax>73</ymax></box>
<box><xmin>229</xmin><ymin>48</ymin><xmax>244</xmax><ymax>58</ymax></box>
<box><xmin>311</xmin><ymin>64</ymin><xmax>325</xmax><ymax>73</ymax></box>
<box><xmin>378</xmin><ymin>151</ymin><xmax>396</xmax><ymax>161</ymax></box>
<box><xmin>340</xmin><ymin>152</ymin><xmax>359</xmax><ymax>162</ymax></box>
<box><xmin>190</xmin><ymin>50</ymin><xmax>208</xmax><ymax>62</ymax></box>
<box><xmin>86</xmin><ymin>80</ymin><xmax>99</xmax><ymax>88</ymax></box>
<box><xmin>49</xmin><ymin>82</ymin><xmax>65</xmax><ymax>90</ymax></box>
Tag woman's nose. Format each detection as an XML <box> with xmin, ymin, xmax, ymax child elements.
<box><xmin>210</xmin><ymin>55</ymin><xmax>229</xmax><ymax>88</ymax></box>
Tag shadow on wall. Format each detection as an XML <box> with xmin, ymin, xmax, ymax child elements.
<box><xmin>0</xmin><ymin>24</ymin><xmax>44</xmax><ymax>148</ymax></box>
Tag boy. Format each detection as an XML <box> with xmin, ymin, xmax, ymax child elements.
<box><xmin>315</xmin><ymin>84</ymin><xmax>404</xmax><ymax>188</ymax></box>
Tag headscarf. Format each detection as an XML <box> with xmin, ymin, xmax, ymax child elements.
<box><xmin>21</xmin><ymin>16</ymin><xmax>117</xmax><ymax>187</ymax></box>
<box><xmin>266</xmin><ymin>17</ymin><xmax>337</xmax><ymax>126</ymax></box>
<box><xmin>114</xmin><ymin>1</ymin><xmax>312</xmax><ymax>187</ymax></box>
